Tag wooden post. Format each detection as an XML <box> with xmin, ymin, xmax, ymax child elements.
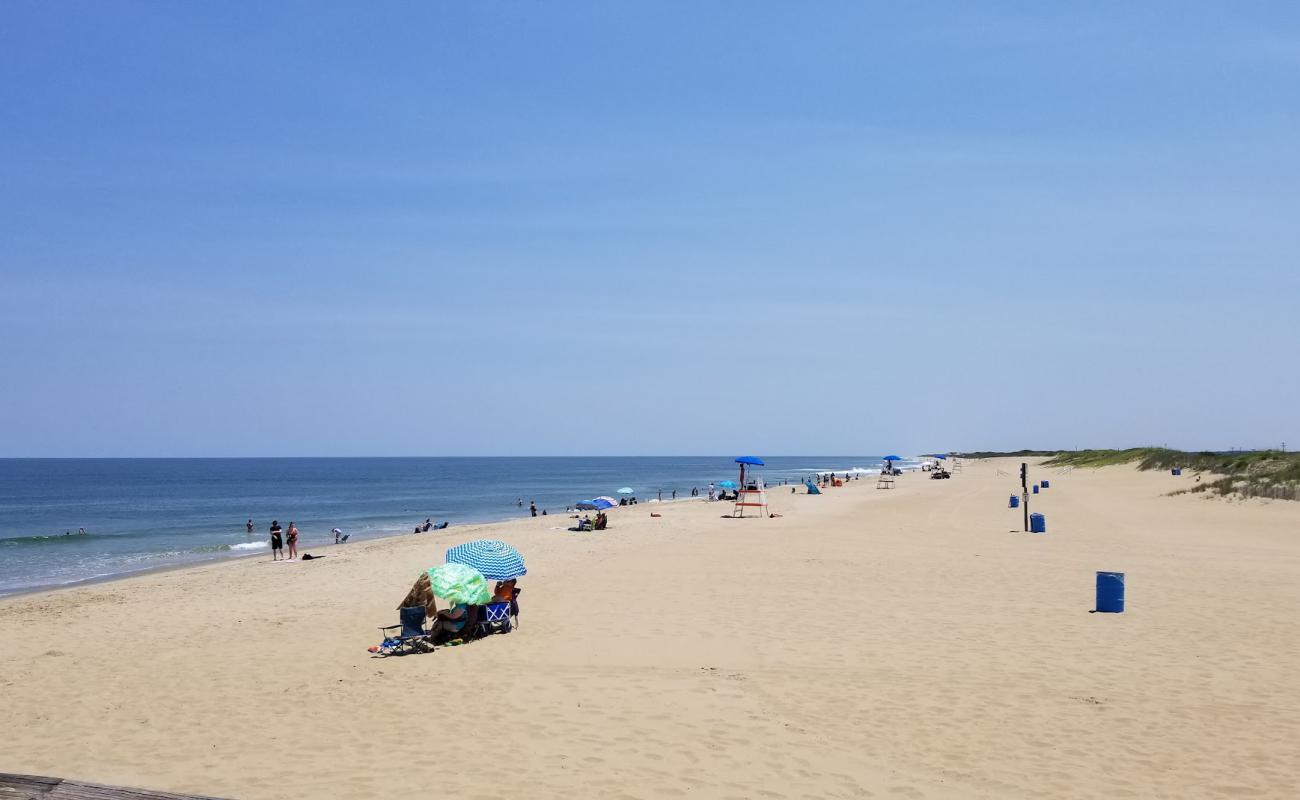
<box><xmin>1020</xmin><ymin>462</ymin><xmax>1029</xmax><ymax>532</ymax></box>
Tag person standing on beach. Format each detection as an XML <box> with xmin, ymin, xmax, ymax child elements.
<box><xmin>286</xmin><ymin>522</ymin><xmax>299</xmax><ymax>559</ymax></box>
<box><xmin>269</xmin><ymin>520</ymin><xmax>283</xmax><ymax>561</ymax></box>
<box><xmin>529</xmin><ymin>501</ymin><xmax>537</xmax><ymax>517</ymax></box>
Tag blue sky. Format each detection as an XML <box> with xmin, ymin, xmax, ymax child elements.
<box><xmin>2</xmin><ymin>2</ymin><xmax>1297</xmax><ymax>456</ymax></box>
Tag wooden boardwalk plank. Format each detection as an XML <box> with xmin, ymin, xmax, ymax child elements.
<box><xmin>0</xmin><ymin>774</ymin><xmax>228</xmax><ymax>800</ymax></box>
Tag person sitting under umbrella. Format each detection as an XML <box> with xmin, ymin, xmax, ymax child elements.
<box><xmin>492</xmin><ymin>578</ymin><xmax>517</xmax><ymax>604</ymax></box>
<box><xmin>429</xmin><ymin>603</ymin><xmax>473</xmax><ymax>642</ymax></box>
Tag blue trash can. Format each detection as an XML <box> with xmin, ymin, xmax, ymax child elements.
<box><xmin>1032</xmin><ymin>484</ymin><xmax>1040</xmax><ymax>494</ymax></box>
<box><xmin>1009</xmin><ymin>495</ymin><xmax>1019</xmax><ymax>508</ymax></box>
<box><xmin>1030</xmin><ymin>513</ymin><xmax>1046</xmax><ymax>533</ymax></box>
<box><xmin>1096</xmin><ymin>571</ymin><xmax>1125</xmax><ymax>612</ymax></box>
<box><xmin>1041</xmin><ymin>479</ymin><xmax>1050</xmax><ymax>489</ymax></box>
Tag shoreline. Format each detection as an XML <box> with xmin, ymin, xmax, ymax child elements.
<box><xmin>0</xmin><ymin>458</ymin><xmax>876</xmax><ymax>599</ymax></box>
<box><xmin>0</xmin><ymin>494</ymin><xmax>730</xmax><ymax>604</ymax></box>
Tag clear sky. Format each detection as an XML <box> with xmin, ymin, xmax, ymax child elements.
<box><xmin>2</xmin><ymin>2</ymin><xmax>1297</xmax><ymax>457</ymax></box>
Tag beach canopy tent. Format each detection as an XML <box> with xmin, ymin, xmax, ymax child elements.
<box><xmin>445</xmin><ymin>539</ymin><xmax>527</xmax><ymax>581</ymax></box>
<box><xmin>617</xmin><ymin>487</ymin><xmax>634</xmax><ymax>494</ymax></box>
<box><xmin>805</xmin><ymin>481</ymin><xmax>821</xmax><ymax>494</ymax></box>
<box><xmin>734</xmin><ymin>455</ymin><xmax>765</xmax><ymax>487</ymax></box>
<box><xmin>883</xmin><ymin>455</ymin><xmax>902</xmax><ymax>461</ymax></box>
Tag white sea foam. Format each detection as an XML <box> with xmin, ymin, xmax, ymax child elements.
<box><xmin>231</xmin><ymin>541</ymin><xmax>268</xmax><ymax>551</ymax></box>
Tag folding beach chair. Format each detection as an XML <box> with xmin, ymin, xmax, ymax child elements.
<box><xmin>474</xmin><ymin>602</ymin><xmax>514</xmax><ymax>637</ymax></box>
<box><xmin>377</xmin><ymin>606</ymin><xmax>435</xmax><ymax>656</ymax></box>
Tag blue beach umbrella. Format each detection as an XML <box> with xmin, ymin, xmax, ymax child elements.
<box><xmin>932</xmin><ymin>454</ymin><xmax>948</xmax><ymax>460</ymax></box>
<box><xmin>718</xmin><ymin>480</ymin><xmax>738</xmax><ymax>489</ymax></box>
<box><xmin>734</xmin><ymin>456</ymin><xmax>765</xmax><ymax>465</ymax></box>
<box><xmin>592</xmin><ymin>498</ymin><xmax>616</xmax><ymax>510</ymax></box>
<box><xmin>883</xmin><ymin>455</ymin><xmax>903</xmax><ymax>461</ymax></box>
<box><xmin>445</xmin><ymin>539</ymin><xmax>527</xmax><ymax>581</ymax></box>
<box><xmin>617</xmin><ymin>487</ymin><xmax>634</xmax><ymax>494</ymax></box>
<box><xmin>575</xmin><ymin>500</ymin><xmax>599</xmax><ymax>510</ymax></box>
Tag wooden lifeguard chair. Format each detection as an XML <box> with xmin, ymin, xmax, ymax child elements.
<box><xmin>731</xmin><ymin>456</ymin><xmax>769</xmax><ymax>518</ymax></box>
<box><xmin>876</xmin><ymin>472</ymin><xmax>895</xmax><ymax>489</ymax></box>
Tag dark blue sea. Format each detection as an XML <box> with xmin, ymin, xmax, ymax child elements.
<box><xmin>0</xmin><ymin>456</ymin><xmax>892</xmax><ymax>595</ymax></box>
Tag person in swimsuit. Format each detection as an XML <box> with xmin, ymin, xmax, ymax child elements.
<box><xmin>492</xmin><ymin>579</ymin><xmax>517</xmax><ymax>604</ymax></box>
<box><xmin>269</xmin><ymin>520</ymin><xmax>283</xmax><ymax>561</ymax></box>
<box><xmin>286</xmin><ymin>522</ymin><xmax>299</xmax><ymax>559</ymax></box>
<box><xmin>246</xmin><ymin>519</ymin><xmax>254</xmax><ymax>534</ymax></box>
<box><xmin>431</xmin><ymin>603</ymin><xmax>471</xmax><ymax>642</ymax></box>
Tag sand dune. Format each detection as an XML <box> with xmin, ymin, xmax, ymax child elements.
<box><xmin>2</xmin><ymin>459</ymin><xmax>1298</xmax><ymax>798</ymax></box>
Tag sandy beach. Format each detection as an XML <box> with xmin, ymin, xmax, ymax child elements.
<box><xmin>2</xmin><ymin>458</ymin><xmax>1298</xmax><ymax>799</ymax></box>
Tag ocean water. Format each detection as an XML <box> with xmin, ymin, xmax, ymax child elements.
<box><xmin>0</xmin><ymin>456</ymin><xmax>893</xmax><ymax>596</ymax></box>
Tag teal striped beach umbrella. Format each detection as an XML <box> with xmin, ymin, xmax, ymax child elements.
<box><xmin>445</xmin><ymin>539</ymin><xmax>527</xmax><ymax>581</ymax></box>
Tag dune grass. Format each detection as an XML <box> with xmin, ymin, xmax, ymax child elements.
<box><xmin>1044</xmin><ymin>448</ymin><xmax>1300</xmax><ymax>501</ymax></box>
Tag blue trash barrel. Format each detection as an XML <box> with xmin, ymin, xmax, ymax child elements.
<box><xmin>1041</xmin><ymin>479</ymin><xmax>1050</xmax><ymax>489</ymax></box>
<box><xmin>1096</xmin><ymin>571</ymin><xmax>1125</xmax><ymax>612</ymax></box>
<box><xmin>1009</xmin><ymin>495</ymin><xmax>1019</xmax><ymax>508</ymax></box>
<box><xmin>1172</xmin><ymin>468</ymin><xmax>1182</xmax><ymax>476</ymax></box>
<box><xmin>1032</xmin><ymin>484</ymin><xmax>1040</xmax><ymax>494</ymax></box>
<box><xmin>1030</xmin><ymin>513</ymin><xmax>1046</xmax><ymax>533</ymax></box>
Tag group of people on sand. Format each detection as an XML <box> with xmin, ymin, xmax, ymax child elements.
<box><xmin>412</xmin><ymin>518</ymin><xmax>446</xmax><ymax>533</ymax></box>
<box><xmin>814</xmin><ymin>472</ymin><xmax>860</xmax><ymax>487</ymax></box>
<box><xmin>249</xmin><ymin>519</ymin><xmax>347</xmax><ymax>559</ymax></box>
<box><xmin>435</xmin><ymin>578</ymin><xmax>519</xmax><ymax>642</ymax></box>
<box><xmin>267</xmin><ymin>520</ymin><xmax>299</xmax><ymax>560</ymax></box>
<box><xmin>387</xmin><ymin>576</ymin><xmax>522</xmax><ymax>649</ymax></box>
<box><xmin>572</xmin><ymin>511</ymin><xmax>608</xmax><ymax>532</ymax></box>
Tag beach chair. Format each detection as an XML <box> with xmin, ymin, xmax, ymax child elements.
<box><xmin>377</xmin><ymin>606</ymin><xmax>435</xmax><ymax>656</ymax></box>
<box><xmin>474</xmin><ymin>602</ymin><xmax>514</xmax><ymax>637</ymax></box>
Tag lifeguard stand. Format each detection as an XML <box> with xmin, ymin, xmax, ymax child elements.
<box><xmin>734</xmin><ymin>477</ymin><xmax>769</xmax><ymax>517</ymax></box>
<box><xmin>732</xmin><ymin>456</ymin><xmax>769</xmax><ymax>518</ymax></box>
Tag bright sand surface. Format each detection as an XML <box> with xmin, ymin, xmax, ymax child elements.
<box><xmin>3</xmin><ymin>459</ymin><xmax>1299</xmax><ymax>799</ymax></box>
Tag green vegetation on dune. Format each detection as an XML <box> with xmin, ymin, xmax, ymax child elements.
<box><xmin>1044</xmin><ymin>448</ymin><xmax>1300</xmax><ymax>501</ymax></box>
<box><xmin>955</xmin><ymin>450</ymin><xmax>1060</xmax><ymax>459</ymax></box>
